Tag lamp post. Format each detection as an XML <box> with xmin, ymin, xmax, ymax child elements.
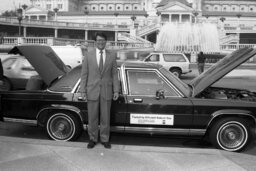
<box><xmin>131</xmin><ymin>15</ymin><xmax>136</xmax><ymax>28</ymax></box>
<box><xmin>220</xmin><ymin>17</ymin><xmax>226</xmax><ymax>35</ymax></box>
<box><xmin>144</xmin><ymin>13</ymin><xmax>149</xmax><ymax>26</ymax></box>
<box><xmin>53</xmin><ymin>8</ymin><xmax>59</xmax><ymax>21</ymax></box>
<box><xmin>22</xmin><ymin>4</ymin><xmax>28</xmax><ymax>20</ymax></box>
<box><xmin>156</xmin><ymin>11</ymin><xmax>161</xmax><ymax>24</ymax></box>
<box><xmin>84</xmin><ymin>9</ymin><xmax>89</xmax><ymax>24</ymax></box>
<box><xmin>204</xmin><ymin>15</ymin><xmax>209</xmax><ymax>23</ymax></box>
<box><xmin>192</xmin><ymin>10</ymin><xmax>199</xmax><ymax>23</ymax></box>
<box><xmin>17</xmin><ymin>8</ymin><xmax>23</xmax><ymax>37</ymax></box>
<box><xmin>114</xmin><ymin>12</ymin><xmax>119</xmax><ymax>25</ymax></box>
<box><xmin>236</xmin><ymin>13</ymin><xmax>242</xmax><ymax>30</ymax></box>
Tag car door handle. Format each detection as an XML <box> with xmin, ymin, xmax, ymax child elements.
<box><xmin>133</xmin><ymin>98</ymin><xmax>143</xmax><ymax>103</ymax></box>
<box><xmin>78</xmin><ymin>96</ymin><xmax>86</xmax><ymax>101</ymax></box>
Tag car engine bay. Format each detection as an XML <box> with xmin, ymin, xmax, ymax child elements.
<box><xmin>197</xmin><ymin>87</ymin><xmax>256</xmax><ymax>102</ymax></box>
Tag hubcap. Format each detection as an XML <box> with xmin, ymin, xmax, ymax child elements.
<box><xmin>49</xmin><ymin>115</ymin><xmax>74</xmax><ymax>140</ymax></box>
<box><xmin>218</xmin><ymin>123</ymin><xmax>246</xmax><ymax>150</ymax></box>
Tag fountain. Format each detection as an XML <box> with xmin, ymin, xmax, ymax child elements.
<box><xmin>155</xmin><ymin>23</ymin><xmax>220</xmax><ymax>54</ymax></box>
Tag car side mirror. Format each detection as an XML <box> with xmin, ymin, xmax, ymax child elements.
<box><xmin>156</xmin><ymin>89</ymin><xmax>165</xmax><ymax>100</ymax></box>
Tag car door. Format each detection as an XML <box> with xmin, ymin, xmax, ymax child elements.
<box><xmin>1</xmin><ymin>91</ymin><xmax>45</xmax><ymax>120</ymax></box>
<box><xmin>124</xmin><ymin>68</ymin><xmax>193</xmax><ymax>134</ymax></box>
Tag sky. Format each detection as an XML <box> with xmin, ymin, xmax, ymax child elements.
<box><xmin>0</xmin><ymin>0</ymin><xmax>31</xmax><ymax>13</ymax></box>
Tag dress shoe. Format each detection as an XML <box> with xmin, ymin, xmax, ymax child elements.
<box><xmin>101</xmin><ymin>142</ymin><xmax>111</xmax><ymax>149</ymax></box>
<box><xmin>87</xmin><ymin>140</ymin><xmax>96</xmax><ymax>149</ymax></box>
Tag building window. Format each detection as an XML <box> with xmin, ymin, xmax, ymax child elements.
<box><xmin>117</xmin><ymin>7</ymin><xmax>120</xmax><ymax>10</ymax></box>
<box><xmin>134</xmin><ymin>7</ymin><xmax>137</xmax><ymax>10</ymax></box>
<box><xmin>241</xmin><ymin>7</ymin><xmax>244</xmax><ymax>11</ymax></box>
<box><xmin>57</xmin><ymin>4</ymin><xmax>63</xmax><ymax>9</ymax></box>
<box><xmin>109</xmin><ymin>6</ymin><xmax>112</xmax><ymax>10</ymax></box>
<box><xmin>126</xmin><ymin>6</ymin><xmax>129</xmax><ymax>10</ymax></box>
<box><xmin>46</xmin><ymin>4</ymin><xmax>51</xmax><ymax>10</ymax></box>
<box><xmin>214</xmin><ymin>7</ymin><xmax>218</xmax><ymax>10</ymax></box>
<box><xmin>92</xmin><ymin>7</ymin><xmax>96</xmax><ymax>10</ymax></box>
<box><xmin>233</xmin><ymin>7</ymin><xmax>235</xmax><ymax>11</ymax></box>
<box><xmin>101</xmin><ymin>7</ymin><xmax>104</xmax><ymax>10</ymax></box>
<box><xmin>223</xmin><ymin>7</ymin><xmax>226</xmax><ymax>11</ymax></box>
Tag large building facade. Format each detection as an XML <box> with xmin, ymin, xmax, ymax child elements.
<box><xmin>200</xmin><ymin>0</ymin><xmax>256</xmax><ymax>44</ymax></box>
<box><xmin>30</xmin><ymin>0</ymin><xmax>161</xmax><ymax>13</ymax></box>
<box><xmin>1</xmin><ymin>0</ymin><xmax>256</xmax><ymax>44</ymax></box>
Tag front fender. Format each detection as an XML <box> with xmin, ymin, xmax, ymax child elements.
<box><xmin>36</xmin><ymin>104</ymin><xmax>85</xmax><ymax>126</ymax></box>
<box><xmin>207</xmin><ymin>109</ymin><xmax>256</xmax><ymax>128</ymax></box>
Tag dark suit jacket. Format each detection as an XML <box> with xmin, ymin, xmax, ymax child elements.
<box><xmin>80</xmin><ymin>48</ymin><xmax>119</xmax><ymax>101</ymax></box>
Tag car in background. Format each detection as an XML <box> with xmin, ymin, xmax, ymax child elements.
<box><xmin>1</xmin><ymin>45</ymin><xmax>256</xmax><ymax>152</ymax></box>
<box><xmin>4</xmin><ymin>45</ymin><xmax>83</xmax><ymax>90</ymax></box>
<box><xmin>2</xmin><ymin>55</ymin><xmax>37</xmax><ymax>90</ymax></box>
<box><xmin>143</xmin><ymin>52</ymin><xmax>191</xmax><ymax>77</ymax></box>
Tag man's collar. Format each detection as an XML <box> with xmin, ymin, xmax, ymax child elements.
<box><xmin>96</xmin><ymin>48</ymin><xmax>105</xmax><ymax>53</ymax></box>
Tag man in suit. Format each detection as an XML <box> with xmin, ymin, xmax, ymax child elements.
<box><xmin>80</xmin><ymin>32</ymin><xmax>119</xmax><ymax>149</ymax></box>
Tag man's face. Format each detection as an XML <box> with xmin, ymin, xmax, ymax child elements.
<box><xmin>95</xmin><ymin>35</ymin><xmax>106</xmax><ymax>50</ymax></box>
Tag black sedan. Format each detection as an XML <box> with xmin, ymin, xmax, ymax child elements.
<box><xmin>1</xmin><ymin>45</ymin><xmax>256</xmax><ymax>152</ymax></box>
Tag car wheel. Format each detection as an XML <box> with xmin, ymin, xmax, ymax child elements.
<box><xmin>46</xmin><ymin>112</ymin><xmax>82</xmax><ymax>141</ymax></box>
<box><xmin>170</xmin><ymin>68</ymin><xmax>181</xmax><ymax>78</ymax></box>
<box><xmin>209</xmin><ymin>117</ymin><xmax>251</xmax><ymax>152</ymax></box>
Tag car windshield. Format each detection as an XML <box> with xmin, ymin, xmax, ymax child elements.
<box><xmin>159</xmin><ymin>67</ymin><xmax>191</xmax><ymax>97</ymax></box>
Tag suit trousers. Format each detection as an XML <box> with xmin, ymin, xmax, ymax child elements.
<box><xmin>87</xmin><ymin>96</ymin><xmax>111</xmax><ymax>142</ymax></box>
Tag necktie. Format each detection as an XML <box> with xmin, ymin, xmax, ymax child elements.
<box><xmin>99</xmin><ymin>50</ymin><xmax>103</xmax><ymax>73</ymax></box>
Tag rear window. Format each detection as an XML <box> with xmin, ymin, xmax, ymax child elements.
<box><xmin>163</xmin><ymin>54</ymin><xmax>186</xmax><ymax>62</ymax></box>
<box><xmin>49</xmin><ymin>66</ymin><xmax>81</xmax><ymax>92</ymax></box>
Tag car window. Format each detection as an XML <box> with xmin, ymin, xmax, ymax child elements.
<box><xmin>2</xmin><ymin>58</ymin><xmax>16</xmax><ymax>68</ymax></box>
<box><xmin>127</xmin><ymin>70</ymin><xmax>178</xmax><ymax>96</ymax></box>
<box><xmin>163</xmin><ymin>54</ymin><xmax>186</xmax><ymax>62</ymax></box>
<box><xmin>21</xmin><ymin>59</ymin><xmax>35</xmax><ymax>71</ymax></box>
<box><xmin>145</xmin><ymin>54</ymin><xmax>159</xmax><ymax>62</ymax></box>
<box><xmin>49</xmin><ymin>66</ymin><xmax>81</xmax><ymax>92</ymax></box>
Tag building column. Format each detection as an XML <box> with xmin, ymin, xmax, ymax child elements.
<box><xmin>115</xmin><ymin>31</ymin><xmax>118</xmax><ymax>42</ymax></box>
<box><xmin>189</xmin><ymin>15</ymin><xmax>192</xmax><ymax>23</ymax></box>
<box><xmin>179</xmin><ymin>14</ymin><xmax>182</xmax><ymax>23</ymax></box>
<box><xmin>46</xmin><ymin>15</ymin><xmax>48</xmax><ymax>21</ymax></box>
<box><xmin>169</xmin><ymin>14</ymin><xmax>172</xmax><ymax>22</ymax></box>
<box><xmin>23</xmin><ymin>27</ymin><xmax>27</xmax><ymax>37</ymax></box>
<box><xmin>145</xmin><ymin>35</ymin><xmax>148</xmax><ymax>40</ymax></box>
<box><xmin>85</xmin><ymin>30</ymin><xmax>88</xmax><ymax>40</ymax></box>
<box><xmin>37</xmin><ymin>15</ymin><xmax>39</xmax><ymax>20</ymax></box>
<box><xmin>54</xmin><ymin>28</ymin><xmax>58</xmax><ymax>38</ymax></box>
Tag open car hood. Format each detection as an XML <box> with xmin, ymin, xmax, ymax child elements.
<box><xmin>190</xmin><ymin>47</ymin><xmax>256</xmax><ymax>97</ymax></box>
<box><xmin>9</xmin><ymin>45</ymin><xmax>68</xmax><ymax>85</ymax></box>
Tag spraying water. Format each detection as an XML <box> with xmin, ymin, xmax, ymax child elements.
<box><xmin>155</xmin><ymin>23</ymin><xmax>220</xmax><ymax>53</ymax></box>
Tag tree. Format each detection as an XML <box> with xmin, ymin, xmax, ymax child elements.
<box><xmin>1</xmin><ymin>10</ymin><xmax>17</xmax><ymax>17</ymax></box>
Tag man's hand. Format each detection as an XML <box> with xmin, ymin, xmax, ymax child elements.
<box><xmin>113</xmin><ymin>92</ymin><xmax>119</xmax><ymax>101</ymax></box>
